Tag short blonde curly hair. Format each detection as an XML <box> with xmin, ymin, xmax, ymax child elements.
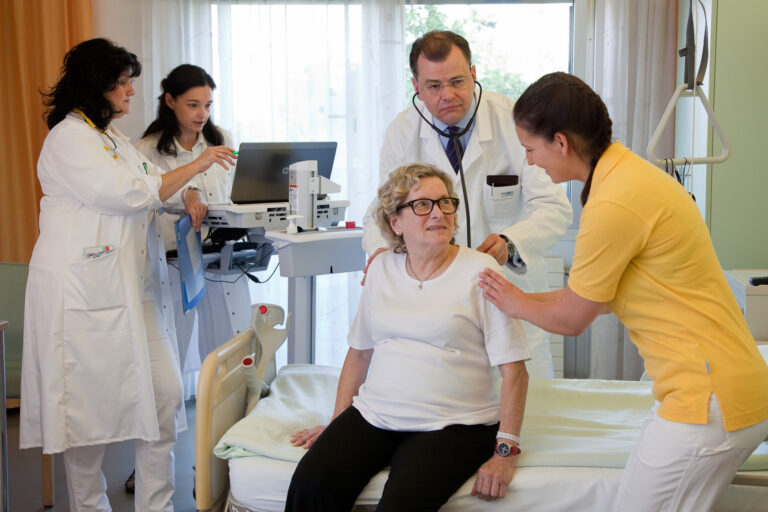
<box><xmin>375</xmin><ymin>163</ymin><xmax>459</xmax><ymax>254</ymax></box>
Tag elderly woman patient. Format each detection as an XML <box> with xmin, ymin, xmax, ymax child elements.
<box><xmin>286</xmin><ymin>163</ymin><xmax>530</xmax><ymax>511</ymax></box>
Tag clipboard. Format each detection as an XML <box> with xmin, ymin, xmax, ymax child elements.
<box><xmin>175</xmin><ymin>214</ymin><xmax>205</xmax><ymax>312</ymax></box>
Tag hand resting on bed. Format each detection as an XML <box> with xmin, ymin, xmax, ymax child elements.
<box><xmin>291</xmin><ymin>425</ymin><xmax>326</xmax><ymax>450</ymax></box>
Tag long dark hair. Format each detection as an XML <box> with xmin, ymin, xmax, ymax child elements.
<box><xmin>43</xmin><ymin>38</ymin><xmax>141</xmax><ymax>130</ymax></box>
<box><xmin>142</xmin><ymin>64</ymin><xmax>223</xmax><ymax>156</ymax></box>
<box><xmin>513</xmin><ymin>72</ymin><xmax>612</xmax><ymax>205</ymax></box>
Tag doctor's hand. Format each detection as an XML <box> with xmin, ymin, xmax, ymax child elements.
<box><xmin>478</xmin><ymin>268</ymin><xmax>526</xmax><ymax>318</ymax></box>
<box><xmin>196</xmin><ymin>145</ymin><xmax>237</xmax><ymax>171</ymax></box>
<box><xmin>183</xmin><ymin>188</ymin><xmax>208</xmax><ymax>232</ymax></box>
<box><xmin>477</xmin><ymin>234</ymin><xmax>508</xmax><ymax>266</ymax></box>
<box><xmin>471</xmin><ymin>454</ymin><xmax>516</xmax><ymax>500</ymax></box>
<box><xmin>360</xmin><ymin>248</ymin><xmax>388</xmax><ymax>286</ymax></box>
<box><xmin>290</xmin><ymin>425</ymin><xmax>326</xmax><ymax>450</ymax></box>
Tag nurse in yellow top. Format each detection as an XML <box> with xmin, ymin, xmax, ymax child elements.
<box><xmin>478</xmin><ymin>72</ymin><xmax>768</xmax><ymax>512</ymax></box>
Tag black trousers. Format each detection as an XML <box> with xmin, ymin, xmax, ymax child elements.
<box><xmin>285</xmin><ymin>406</ymin><xmax>497</xmax><ymax>512</ymax></box>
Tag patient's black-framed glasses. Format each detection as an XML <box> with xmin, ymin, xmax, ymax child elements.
<box><xmin>396</xmin><ymin>197</ymin><xmax>460</xmax><ymax>216</ymax></box>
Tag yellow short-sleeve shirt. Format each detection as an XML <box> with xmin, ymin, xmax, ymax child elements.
<box><xmin>568</xmin><ymin>142</ymin><xmax>768</xmax><ymax>431</ymax></box>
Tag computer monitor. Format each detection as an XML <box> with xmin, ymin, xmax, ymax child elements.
<box><xmin>229</xmin><ymin>141</ymin><xmax>337</xmax><ymax>204</ymax></box>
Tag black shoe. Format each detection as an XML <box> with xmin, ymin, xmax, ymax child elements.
<box><xmin>125</xmin><ymin>469</ymin><xmax>135</xmax><ymax>494</ymax></box>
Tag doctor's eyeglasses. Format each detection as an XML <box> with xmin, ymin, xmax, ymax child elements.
<box><xmin>420</xmin><ymin>77</ymin><xmax>473</xmax><ymax>97</ymax></box>
<box><xmin>396</xmin><ymin>197</ymin><xmax>460</xmax><ymax>216</ymax></box>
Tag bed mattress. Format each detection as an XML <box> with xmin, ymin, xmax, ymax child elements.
<box><xmin>227</xmin><ymin>456</ymin><xmax>768</xmax><ymax>512</ymax></box>
<box><xmin>218</xmin><ymin>353</ymin><xmax>768</xmax><ymax>512</ymax></box>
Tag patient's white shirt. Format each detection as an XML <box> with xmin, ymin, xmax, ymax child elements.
<box><xmin>349</xmin><ymin>246</ymin><xmax>530</xmax><ymax>431</ymax></box>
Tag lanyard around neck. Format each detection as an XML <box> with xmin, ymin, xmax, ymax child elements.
<box><xmin>73</xmin><ymin>108</ymin><xmax>118</xmax><ymax>160</ymax></box>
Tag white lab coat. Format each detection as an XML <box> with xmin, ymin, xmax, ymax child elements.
<box><xmin>135</xmin><ymin>129</ymin><xmax>251</xmax><ymax>388</ymax></box>
<box><xmin>362</xmin><ymin>90</ymin><xmax>572</xmax><ymax>377</ymax></box>
<box><xmin>135</xmin><ymin>130</ymin><xmax>234</xmax><ymax>249</ymax></box>
<box><xmin>20</xmin><ymin>113</ymin><xmax>186</xmax><ymax>454</ymax></box>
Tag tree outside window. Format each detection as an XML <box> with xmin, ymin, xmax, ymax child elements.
<box><xmin>404</xmin><ymin>3</ymin><xmax>572</xmax><ymax>104</ymax></box>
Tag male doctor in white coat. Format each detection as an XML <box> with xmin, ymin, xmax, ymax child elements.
<box><xmin>362</xmin><ymin>30</ymin><xmax>572</xmax><ymax>377</ymax></box>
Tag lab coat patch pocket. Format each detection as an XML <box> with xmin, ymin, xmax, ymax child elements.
<box><xmin>63</xmin><ymin>250</ymin><xmax>128</xmax><ymax>312</ymax></box>
<box><xmin>483</xmin><ymin>182</ymin><xmax>520</xmax><ymax>223</ymax></box>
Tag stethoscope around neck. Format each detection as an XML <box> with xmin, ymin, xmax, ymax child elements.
<box><xmin>411</xmin><ymin>80</ymin><xmax>483</xmax><ymax>247</ymax></box>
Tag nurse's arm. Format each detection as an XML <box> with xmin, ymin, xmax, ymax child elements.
<box><xmin>478</xmin><ymin>268</ymin><xmax>605</xmax><ymax>336</ymax></box>
<box><xmin>527</xmin><ymin>288</ymin><xmax>611</xmax><ymax>315</ymax></box>
<box><xmin>290</xmin><ymin>347</ymin><xmax>373</xmax><ymax>449</ymax></box>
<box><xmin>158</xmin><ymin>145</ymin><xmax>235</xmax><ymax>202</ymax></box>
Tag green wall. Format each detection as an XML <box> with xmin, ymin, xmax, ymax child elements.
<box><xmin>708</xmin><ymin>0</ymin><xmax>768</xmax><ymax>268</ymax></box>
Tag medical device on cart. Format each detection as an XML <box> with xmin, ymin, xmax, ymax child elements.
<box><xmin>202</xmin><ymin>142</ymin><xmax>350</xmax><ymax>274</ymax></box>
<box><xmin>205</xmin><ymin>142</ymin><xmax>349</xmax><ymax>237</ymax></box>
<box><xmin>287</xmin><ymin>159</ymin><xmax>341</xmax><ymax>232</ymax></box>
<box><xmin>263</xmin><ymin>158</ymin><xmax>364</xmax><ymax>364</ymax></box>
<box><xmin>202</xmin><ymin>145</ymin><xmax>364</xmax><ymax>365</ymax></box>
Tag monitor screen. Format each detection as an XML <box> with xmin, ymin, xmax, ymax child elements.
<box><xmin>230</xmin><ymin>141</ymin><xmax>337</xmax><ymax>204</ymax></box>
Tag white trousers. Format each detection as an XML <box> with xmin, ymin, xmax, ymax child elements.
<box><xmin>63</xmin><ymin>299</ymin><xmax>183</xmax><ymax>512</ymax></box>
<box><xmin>615</xmin><ymin>394</ymin><xmax>768</xmax><ymax>512</ymax></box>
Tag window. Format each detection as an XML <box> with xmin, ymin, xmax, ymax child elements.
<box><xmin>211</xmin><ymin>2</ymin><xmax>369</xmax><ymax>370</ymax></box>
<box><xmin>404</xmin><ymin>2</ymin><xmax>573</xmax><ymax>100</ymax></box>
<box><xmin>404</xmin><ymin>2</ymin><xmax>577</xmax><ymax>204</ymax></box>
<box><xmin>209</xmin><ymin>1</ymin><xmax>586</xmax><ymax>369</ymax></box>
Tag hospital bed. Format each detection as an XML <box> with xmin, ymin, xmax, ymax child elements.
<box><xmin>195</xmin><ymin>304</ymin><xmax>768</xmax><ymax>512</ymax></box>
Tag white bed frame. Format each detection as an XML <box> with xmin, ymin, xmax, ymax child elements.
<box><xmin>194</xmin><ymin>304</ymin><xmax>768</xmax><ymax>512</ymax></box>
<box><xmin>195</xmin><ymin>303</ymin><xmax>288</xmax><ymax>512</ymax></box>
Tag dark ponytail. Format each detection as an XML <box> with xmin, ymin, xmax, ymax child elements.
<box><xmin>513</xmin><ymin>72</ymin><xmax>612</xmax><ymax>205</ymax></box>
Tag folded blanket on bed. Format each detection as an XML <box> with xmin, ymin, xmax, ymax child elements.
<box><xmin>215</xmin><ymin>365</ymin><xmax>341</xmax><ymax>462</ymax></box>
<box><xmin>214</xmin><ymin>363</ymin><xmax>768</xmax><ymax>470</ymax></box>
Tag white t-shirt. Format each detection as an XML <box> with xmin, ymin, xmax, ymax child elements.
<box><xmin>350</xmin><ymin>246</ymin><xmax>530</xmax><ymax>431</ymax></box>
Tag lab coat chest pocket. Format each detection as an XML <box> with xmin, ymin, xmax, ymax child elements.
<box><xmin>483</xmin><ymin>179</ymin><xmax>521</xmax><ymax>230</ymax></box>
<box><xmin>63</xmin><ymin>250</ymin><xmax>131</xmax><ymax>333</ymax></box>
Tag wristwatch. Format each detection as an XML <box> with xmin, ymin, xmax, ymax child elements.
<box><xmin>498</xmin><ymin>234</ymin><xmax>517</xmax><ymax>265</ymax></box>
<box><xmin>182</xmin><ymin>185</ymin><xmax>202</xmax><ymax>202</ymax></box>
<box><xmin>495</xmin><ymin>441</ymin><xmax>522</xmax><ymax>457</ymax></box>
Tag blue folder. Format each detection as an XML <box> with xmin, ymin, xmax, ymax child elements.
<box><xmin>175</xmin><ymin>214</ymin><xmax>205</xmax><ymax>312</ymax></box>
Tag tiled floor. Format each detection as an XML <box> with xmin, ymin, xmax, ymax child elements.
<box><xmin>6</xmin><ymin>400</ymin><xmax>197</xmax><ymax>512</ymax></box>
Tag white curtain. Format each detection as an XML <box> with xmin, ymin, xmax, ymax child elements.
<box><xmin>133</xmin><ymin>0</ymin><xmax>406</xmax><ymax>371</ymax></box>
<box><xmin>138</xmin><ymin>0</ymin><xmax>214</xmax><ymax>129</ymax></box>
<box><xmin>590</xmin><ymin>0</ymin><xmax>677</xmax><ymax>380</ymax></box>
<box><xmin>593</xmin><ymin>0</ymin><xmax>677</xmax><ymax>156</ymax></box>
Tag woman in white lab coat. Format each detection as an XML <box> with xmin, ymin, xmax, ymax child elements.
<box><xmin>135</xmin><ymin>65</ymin><xmax>248</xmax><ymax>393</ymax></box>
<box><xmin>19</xmin><ymin>38</ymin><xmax>235</xmax><ymax>512</ymax></box>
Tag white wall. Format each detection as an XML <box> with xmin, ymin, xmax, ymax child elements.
<box><xmin>705</xmin><ymin>0</ymin><xmax>768</xmax><ymax>269</ymax></box>
<box><xmin>93</xmin><ymin>0</ymin><xmax>148</xmax><ymax>140</ymax></box>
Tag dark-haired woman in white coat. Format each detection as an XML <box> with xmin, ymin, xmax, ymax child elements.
<box><xmin>20</xmin><ymin>38</ymin><xmax>235</xmax><ymax>511</ymax></box>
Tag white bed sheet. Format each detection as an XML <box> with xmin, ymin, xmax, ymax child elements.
<box><xmin>220</xmin><ymin>350</ymin><xmax>768</xmax><ymax>511</ymax></box>
<box><xmin>228</xmin><ymin>455</ymin><xmax>768</xmax><ymax>512</ymax></box>
<box><xmin>216</xmin><ymin>365</ymin><xmax>768</xmax><ymax>471</ymax></box>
